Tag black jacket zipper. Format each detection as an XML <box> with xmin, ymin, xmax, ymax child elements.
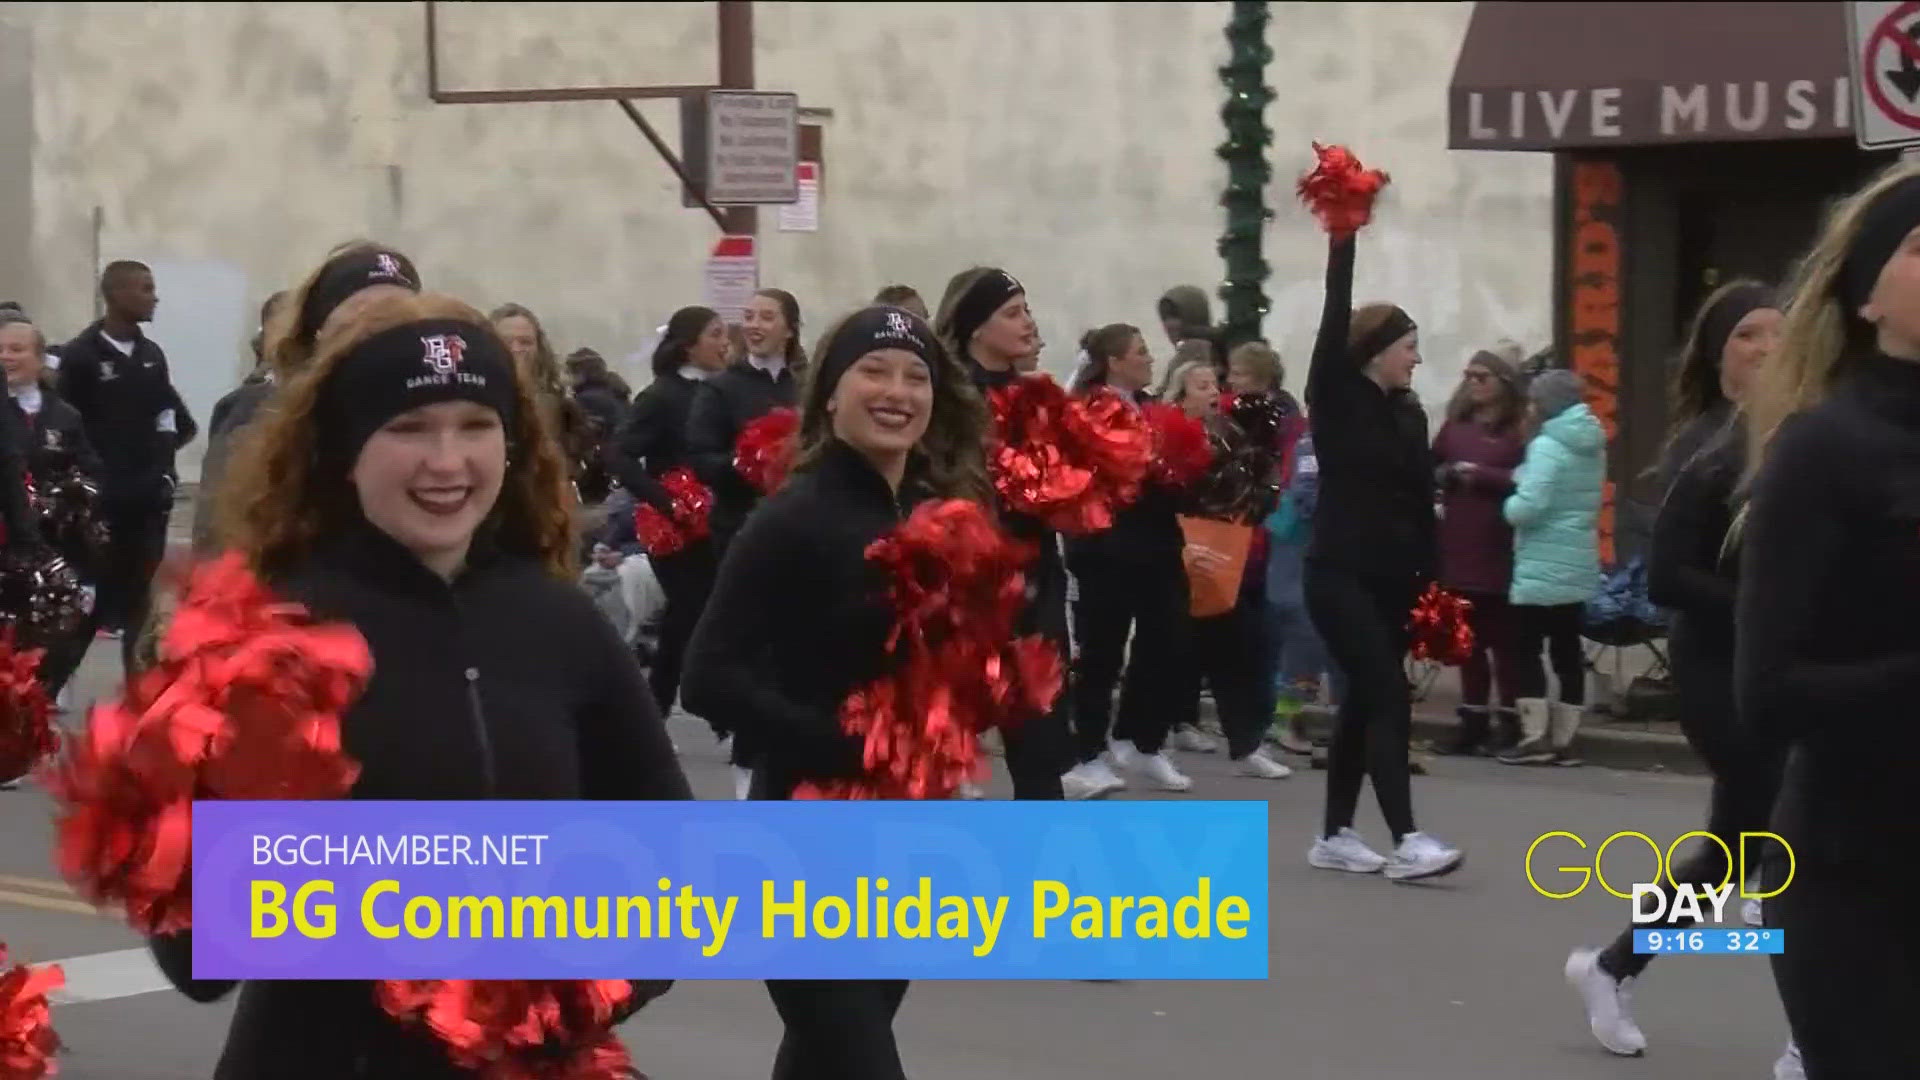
<box><xmin>447</xmin><ymin>588</ymin><xmax>497</xmax><ymax>796</ymax></box>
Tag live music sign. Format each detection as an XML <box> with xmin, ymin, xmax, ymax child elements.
<box><xmin>1450</xmin><ymin>78</ymin><xmax>1854</xmax><ymax>149</ymax></box>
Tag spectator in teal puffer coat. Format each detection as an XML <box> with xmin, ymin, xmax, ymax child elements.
<box><xmin>1500</xmin><ymin>369</ymin><xmax>1605</xmax><ymax>765</ymax></box>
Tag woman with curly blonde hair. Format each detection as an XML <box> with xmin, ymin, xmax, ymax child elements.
<box><xmin>151</xmin><ymin>290</ymin><xmax>690</xmax><ymax>1078</ymax></box>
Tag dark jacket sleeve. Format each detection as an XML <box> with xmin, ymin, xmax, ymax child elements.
<box><xmin>1304</xmin><ymin>236</ymin><xmax>1360</xmax><ymax>444</ymax></box>
<box><xmin>1646</xmin><ymin>442</ymin><xmax>1735</xmax><ymax>616</ymax></box>
<box><xmin>576</xmin><ymin>596</ymin><xmax>692</xmax><ymax>800</ymax></box>
<box><xmin>681</xmin><ymin>504</ymin><xmax>860</xmax><ymax>776</ymax></box>
<box><xmin>0</xmin><ymin>402</ymin><xmax>39</xmax><ymax>548</ymax></box>
<box><xmin>147</xmin><ymin>932</ymin><xmax>237</xmax><ymax>1003</ymax></box>
<box><xmin>53</xmin><ymin>339</ymin><xmax>98</xmax><ymax>419</ymax></box>
<box><xmin>683</xmin><ymin>381</ymin><xmax>741</xmax><ymax>498</ymax></box>
<box><xmin>168</xmin><ymin>384</ymin><xmax>198</xmax><ymax>451</ymax></box>
<box><xmin>613</xmin><ymin>389</ymin><xmax>673</xmax><ymax>511</ymax></box>
<box><xmin>1735</xmin><ymin>413</ymin><xmax>1920</xmax><ymax>743</ymax></box>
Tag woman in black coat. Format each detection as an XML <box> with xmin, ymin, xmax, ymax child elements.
<box><xmin>1301</xmin><ymin>233</ymin><xmax>1461</xmax><ymax>883</ymax></box>
<box><xmin>147</xmin><ymin>290</ymin><xmax>691</xmax><ymax>1080</ymax></box>
<box><xmin>682</xmin><ymin>305</ymin><xmax>989</xmax><ymax>1079</ymax></box>
<box><xmin>614</xmin><ymin>306</ymin><xmax>731</xmax><ymax>729</ymax></box>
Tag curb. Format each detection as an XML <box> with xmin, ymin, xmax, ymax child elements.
<box><xmin>1408</xmin><ymin>711</ymin><xmax>1703</xmax><ymax>776</ymax></box>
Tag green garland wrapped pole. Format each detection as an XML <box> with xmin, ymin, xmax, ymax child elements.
<box><xmin>1216</xmin><ymin>0</ymin><xmax>1275</xmax><ymax>350</ymax></box>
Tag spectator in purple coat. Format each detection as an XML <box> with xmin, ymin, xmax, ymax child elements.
<box><xmin>1431</xmin><ymin>349</ymin><xmax>1529</xmax><ymax>755</ymax></box>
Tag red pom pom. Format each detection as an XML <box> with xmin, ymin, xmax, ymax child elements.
<box><xmin>0</xmin><ymin>632</ymin><xmax>54</xmax><ymax>785</ymax></box>
<box><xmin>1407</xmin><ymin>583</ymin><xmax>1475</xmax><ymax>666</ymax></box>
<box><xmin>1141</xmin><ymin>403</ymin><xmax>1214</xmax><ymax>489</ymax></box>
<box><xmin>987</xmin><ymin>378</ymin><xmax>1152</xmax><ymax>536</ymax></box>
<box><xmin>734</xmin><ymin>409</ymin><xmax>799</xmax><ymax>495</ymax></box>
<box><xmin>795</xmin><ymin>500</ymin><xmax>1064</xmax><ymax>801</ymax></box>
<box><xmin>45</xmin><ymin>554</ymin><xmax>370</xmax><ymax>934</ymax></box>
<box><xmin>633</xmin><ymin>468</ymin><xmax>713</xmax><ymax>558</ymax></box>
<box><xmin>1297</xmin><ymin>143</ymin><xmax>1390</xmax><ymax>238</ymax></box>
<box><xmin>376</xmin><ymin>979</ymin><xmax>642</xmax><ymax>1080</ymax></box>
<box><xmin>0</xmin><ymin>944</ymin><xmax>63</xmax><ymax>1080</ymax></box>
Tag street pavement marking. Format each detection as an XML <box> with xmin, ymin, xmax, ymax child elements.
<box><xmin>0</xmin><ymin>885</ymin><xmax>101</xmax><ymax>917</ymax></box>
<box><xmin>42</xmin><ymin>947</ymin><xmax>174</xmax><ymax>1004</ymax></box>
<box><xmin>0</xmin><ymin>873</ymin><xmax>76</xmax><ymax>895</ymax></box>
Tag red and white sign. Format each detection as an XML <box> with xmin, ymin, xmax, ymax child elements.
<box><xmin>1849</xmin><ymin>1</ymin><xmax>1920</xmax><ymax>149</ymax></box>
<box><xmin>704</xmin><ymin>235</ymin><xmax>759</xmax><ymax>324</ymax></box>
<box><xmin>777</xmin><ymin>162</ymin><xmax>820</xmax><ymax>233</ymax></box>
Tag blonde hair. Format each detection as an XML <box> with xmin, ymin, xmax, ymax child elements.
<box><xmin>1227</xmin><ymin>341</ymin><xmax>1282</xmax><ymax>392</ymax></box>
<box><xmin>1157</xmin><ymin>338</ymin><xmax>1215</xmax><ymax>398</ymax></box>
<box><xmin>1747</xmin><ymin>160</ymin><xmax>1920</xmax><ymax>481</ymax></box>
<box><xmin>219</xmin><ymin>291</ymin><xmax>578</xmax><ymax>579</ymax></box>
<box><xmin>1163</xmin><ymin>358</ymin><xmax>1217</xmax><ymax>407</ymax></box>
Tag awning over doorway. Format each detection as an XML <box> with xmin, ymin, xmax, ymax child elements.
<box><xmin>1448</xmin><ymin>2</ymin><xmax>1851</xmax><ymax>150</ymax></box>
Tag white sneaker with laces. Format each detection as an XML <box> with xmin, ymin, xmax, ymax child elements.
<box><xmin>1743</xmin><ymin>897</ymin><xmax>1764</xmax><ymax>926</ymax></box>
<box><xmin>731</xmin><ymin>766</ymin><xmax>753</xmax><ymax>801</ymax></box>
<box><xmin>1233</xmin><ymin>749</ymin><xmax>1292</xmax><ymax>779</ymax></box>
<box><xmin>1135</xmin><ymin>753</ymin><xmax>1192</xmax><ymax>792</ymax></box>
<box><xmin>1772</xmin><ymin>1040</ymin><xmax>1805</xmax><ymax>1080</ymax></box>
<box><xmin>1061</xmin><ymin>763</ymin><xmax>1108</xmax><ymax>801</ymax></box>
<box><xmin>1307</xmin><ymin>828</ymin><xmax>1387</xmax><ymax>873</ymax></box>
<box><xmin>1085</xmin><ymin>758</ymin><xmax>1127</xmax><ymax>794</ymax></box>
<box><xmin>1564</xmin><ymin>947</ymin><xmax>1647</xmax><ymax>1056</ymax></box>
<box><xmin>1107</xmin><ymin>739</ymin><xmax>1140</xmax><ymax>770</ymax></box>
<box><xmin>1383</xmin><ymin>832</ymin><xmax>1465</xmax><ymax>881</ymax></box>
<box><xmin>1172</xmin><ymin>726</ymin><xmax>1218</xmax><ymax>753</ymax></box>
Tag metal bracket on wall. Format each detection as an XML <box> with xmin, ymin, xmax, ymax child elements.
<box><xmin>420</xmin><ymin>0</ymin><xmax>756</xmax><ymax>234</ymax></box>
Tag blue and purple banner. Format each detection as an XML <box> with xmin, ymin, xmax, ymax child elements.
<box><xmin>189</xmin><ymin>800</ymin><xmax>1267</xmax><ymax>981</ymax></box>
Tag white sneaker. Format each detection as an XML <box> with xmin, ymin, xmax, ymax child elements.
<box><xmin>54</xmin><ymin>685</ymin><xmax>72</xmax><ymax>714</ymax></box>
<box><xmin>956</xmin><ymin>780</ymin><xmax>986</xmax><ymax>800</ymax></box>
<box><xmin>1772</xmin><ymin>1040</ymin><xmax>1805</xmax><ymax>1080</ymax></box>
<box><xmin>1134</xmin><ymin>753</ymin><xmax>1192</xmax><ymax>792</ymax></box>
<box><xmin>1564</xmin><ymin>947</ymin><xmax>1646</xmax><ymax>1056</ymax></box>
<box><xmin>1107</xmin><ymin>739</ymin><xmax>1140</xmax><ymax>770</ymax></box>
<box><xmin>1085</xmin><ymin>758</ymin><xmax>1127</xmax><ymax>794</ymax></box>
<box><xmin>731</xmin><ymin>765</ymin><xmax>753</xmax><ymax>801</ymax></box>
<box><xmin>1061</xmin><ymin>763</ymin><xmax>1109</xmax><ymax>801</ymax></box>
<box><xmin>1307</xmin><ymin>828</ymin><xmax>1386</xmax><ymax>873</ymax></box>
<box><xmin>1383</xmin><ymin>832</ymin><xmax>1465</xmax><ymax>881</ymax></box>
<box><xmin>1233</xmin><ymin>749</ymin><xmax>1292</xmax><ymax>779</ymax></box>
<box><xmin>1743</xmin><ymin>897</ymin><xmax>1764</xmax><ymax>926</ymax></box>
<box><xmin>1172</xmin><ymin>726</ymin><xmax>1218</xmax><ymax>753</ymax></box>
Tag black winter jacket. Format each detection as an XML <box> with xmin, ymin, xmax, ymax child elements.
<box><xmin>682</xmin><ymin>438</ymin><xmax>921</xmax><ymax>799</ymax></box>
<box><xmin>0</xmin><ymin>392</ymin><xmax>39</xmax><ymax>547</ymax></box>
<box><xmin>10</xmin><ymin>390</ymin><xmax>102</xmax><ymax>485</ymax></box>
<box><xmin>1304</xmin><ymin>237</ymin><xmax>1436</xmax><ymax>584</ymax></box>
<box><xmin>615</xmin><ymin>370</ymin><xmax>705</xmax><ymax>514</ymax></box>
<box><xmin>683</xmin><ymin>361</ymin><xmax>798</xmax><ymax>546</ymax></box>
<box><xmin>147</xmin><ymin>523</ymin><xmax>692</xmax><ymax>1079</ymax></box>
<box><xmin>57</xmin><ymin>322</ymin><xmax>197</xmax><ymax>505</ymax></box>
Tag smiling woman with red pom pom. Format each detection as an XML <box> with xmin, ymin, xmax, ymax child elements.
<box><xmin>130</xmin><ymin>289</ymin><xmax>693</xmax><ymax>1080</ymax></box>
<box><xmin>1296</xmin><ymin>143</ymin><xmax>1464</xmax><ymax>884</ymax></box>
<box><xmin>681</xmin><ymin>304</ymin><xmax>1019</xmax><ymax>1078</ymax></box>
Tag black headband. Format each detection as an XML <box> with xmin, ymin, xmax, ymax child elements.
<box><xmin>318</xmin><ymin>319</ymin><xmax>517</xmax><ymax>466</ymax></box>
<box><xmin>819</xmin><ymin>306</ymin><xmax>939</xmax><ymax>391</ymax></box>
<box><xmin>1698</xmin><ymin>285</ymin><xmax>1776</xmax><ymax>366</ymax></box>
<box><xmin>298</xmin><ymin>249</ymin><xmax>421</xmax><ymax>344</ymax></box>
<box><xmin>1839</xmin><ymin>176</ymin><xmax>1920</xmax><ymax>313</ymax></box>
<box><xmin>950</xmin><ymin>270</ymin><xmax>1025</xmax><ymax>351</ymax></box>
<box><xmin>1353</xmin><ymin>307</ymin><xmax>1417</xmax><ymax>365</ymax></box>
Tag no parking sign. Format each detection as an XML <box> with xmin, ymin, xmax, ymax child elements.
<box><xmin>1850</xmin><ymin>0</ymin><xmax>1920</xmax><ymax>149</ymax></box>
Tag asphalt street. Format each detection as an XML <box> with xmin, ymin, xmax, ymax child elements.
<box><xmin>0</xmin><ymin>636</ymin><xmax>1789</xmax><ymax>1080</ymax></box>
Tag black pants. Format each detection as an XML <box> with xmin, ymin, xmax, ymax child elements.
<box><xmin>1179</xmin><ymin>598</ymin><xmax>1274</xmax><ymax>760</ymax></box>
<box><xmin>1457</xmin><ymin>590</ymin><xmax>1518</xmax><ymax>711</ymax></box>
<box><xmin>99</xmin><ymin>497</ymin><xmax>171</xmax><ymax>678</ymax></box>
<box><xmin>1770</xmin><ymin>870</ymin><xmax>1920</xmax><ymax>1079</ymax></box>
<box><xmin>1511</xmin><ymin>601</ymin><xmax>1585</xmax><ymax>705</ymax></box>
<box><xmin>648</xmin><ymin>544</ymin><xmax>717</xmax><ymax>722</ymax></box>
<box><xmin>1304</xmin><ymin>563</ymin><xmax>1417</xmax><ymax>842</ymax></box>
<box><xmin>1069</xmin><ymin>547</ymin><xmax>1188</xmax><ymax>760</ymax></box>
<box><xmin>766</xmin><ymin>979</ymin><xmax>909</xmax><ymax>1080</ymax></box>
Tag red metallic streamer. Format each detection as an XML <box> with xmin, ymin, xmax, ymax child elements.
<box><xmin>1142</xmin><ymin>403</ymin><xmax>1214</xmax><ymax>489</ymax></box>
<box><xmin>375</xmin><ymin>978</ymin><xmax>643</xmax><ymax>1080</ymax></box>
<box><xmin>988</xmin><ymin>377</ymin><xmax>1152</xmax><ymax>536</ymax></box>
<box><xmin>632</xmin><ymin>468</ymin><xmax>713</xmax><ymax>558</ymax></box>
<box><xmin>794</xmin><ymin>500</ymin><xmax>1064</xmax><ymax>801</ymax></box>
<box><xmin>734</xmin><ymin>408</ymin><xmax>799</xmax><ymax>495</ymax></box>
<box><xmin>0</xmin><ymin>632</ymin><xmax>54</xmax><ymax>785</ymax></box>
<box><xmin>1297</xmin><ymin>142</ymin><xmax>1390</xmax><ymax>238</ymax></box>
<box><xmin>0</xmin><ymin>943</ymin><xmax>63</xmax><ymax>1080</ymax></box>
<box><xmin>1407</xmin><ymin>583</ymin><xmax>1475</xmax><ymax>667</ymax></box>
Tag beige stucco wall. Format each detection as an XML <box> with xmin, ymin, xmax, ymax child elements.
<box><xmin>15</xmin><ymin>1</ymin><xmax>1552</xmax><ymax>480</ymax></box>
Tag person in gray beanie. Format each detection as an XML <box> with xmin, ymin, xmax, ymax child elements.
<box><xmin>1500</xmin><ymin>367</ymin><xmax>1605</xmax><ymax>765</ymax></box>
